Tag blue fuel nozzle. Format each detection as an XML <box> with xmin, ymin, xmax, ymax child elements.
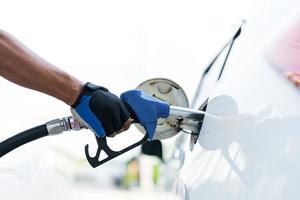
<box><xmin>120</xmin><ymin>89</ymin><xmax>170</xmax><ymax>140</ymax></box>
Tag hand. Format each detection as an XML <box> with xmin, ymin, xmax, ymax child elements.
<box><xmin>284</xmin><ymin>72</ymin><xmax>300</xmax><ymax>87</ymax></box>
<box><xmin>71</xmin><ymin>82</ymin><xmax>132</xmax><ymax>137</ymax></box>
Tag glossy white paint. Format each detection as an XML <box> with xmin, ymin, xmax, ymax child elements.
<box><xmin>174</xmin><ymin>1</ymin><xmax>300</xmax><ymax>199</ymax></box>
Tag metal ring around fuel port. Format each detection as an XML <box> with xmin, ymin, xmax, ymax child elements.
<box><xmin>136</xmin><ymin>78</ymin><xmax>189</xmax><ymax>140</ymax></box>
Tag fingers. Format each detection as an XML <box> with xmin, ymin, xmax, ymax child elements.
<box><xmin>284</xmin><ymin>72</ymin><xmax>300</xmax><ymax>87</ymax></box>
<box><xmin>123</xmin><ymin>117</ymin><xmax>133</xmax><ymax>131</ymax></box>
<box><xmin>106</xmin><ymin>102</ymin><xmax>132</xmax><ymax>137</ymax></box>
<box><xmin>108</xmin><ymin>132</ymin><xmax>117</xmax><ymax>137</ymax></box>
<box><xmin>107</xmin><ymin>117</ymin><xmax>133</xmax><ymax>137</ymax></box>
<box><xmin>115</xmin><ymin>117</ymin><xmax>133</xmax><ymax>134</ymax></box>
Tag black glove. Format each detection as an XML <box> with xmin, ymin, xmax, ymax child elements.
<box><xmin>71</xmin><ymin>82</ymin><xmax>131</xmax><ymax>137</ymax></box>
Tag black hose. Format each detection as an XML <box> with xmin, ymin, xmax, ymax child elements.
<box><xmin>0</xmin><ymin>124</ymin><xmax>49</xmax><ymax>157</ymax></box>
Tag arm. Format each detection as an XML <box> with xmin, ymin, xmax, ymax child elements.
<box><xmin>0</xmin><ymin>30</ymin><xmax>131</xmax><ymax>137</ymax></box>
<box><xmin>0</xmin><ymin>29</ymin><xmax>83</xmax><ymax>106</ymax></box>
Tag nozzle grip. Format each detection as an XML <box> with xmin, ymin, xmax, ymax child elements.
<box><xmin>121</xmin><ymin>89</ymin><xmax>170</xmax><ymax>140</ymax></box>
<box><xmin>85</xmin><ymin>89</ymin><xmax>170</xmax><ymax>168</ymax></box>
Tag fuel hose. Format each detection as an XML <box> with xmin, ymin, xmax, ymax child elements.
<box><xmin>0</xmin><ymin>124</ymin><xmax>48</xmax><ymax>157</ymax></box>
<box><xmin>0</xmin><ymin>116</ymin><xmax>83</xmax><ymax>158</ymax></box>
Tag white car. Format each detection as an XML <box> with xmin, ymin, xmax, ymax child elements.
<box><xmin>162</xmin><ymin>4</ymin><xmax>300</xmax><ymax>200</ymax></box>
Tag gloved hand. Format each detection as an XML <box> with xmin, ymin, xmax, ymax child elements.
<box><xmin>71</xmin><ymin>82</ymin><xmax>132</xmax><ymax>137</ymax></box>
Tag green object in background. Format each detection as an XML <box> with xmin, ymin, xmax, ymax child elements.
<box><xmin>152</xmin><ymin>163</ymin><xmax>160</xmax><ymax>185</ymax></box>
<box><xmin>122</xmin><ymin>157</ymin><xmax>140</xmax><ymax>189</ymax></box>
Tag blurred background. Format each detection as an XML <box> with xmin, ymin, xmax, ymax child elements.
<box><xmin>0</xmin><ymin>0</ymin><xmax>300</xmax><ymax>199</ymax></box>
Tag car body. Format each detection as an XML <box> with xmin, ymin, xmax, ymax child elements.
<box><xmin>168</xmin><ymin>2</ymin><xmax>300</xmax><ymax>200</ymax></box>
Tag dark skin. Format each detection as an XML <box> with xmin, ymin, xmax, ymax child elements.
<box><xmin>0</xmin><ymin>30</ymin><xmax>131</xmax><ymax>136</ymax></box>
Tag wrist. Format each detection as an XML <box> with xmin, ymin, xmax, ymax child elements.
<box><xmin>71</xmin><ymin>82</ymin><xmax>109</xmax><ymax>107</ymax></box>
<box><xmin>67</xmin><ymin>80</ymin><xmax>84</xmax><ymax>106</ymax></box>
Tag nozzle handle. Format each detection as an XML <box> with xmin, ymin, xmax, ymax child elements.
<box><xmin>121</xmin><ymin>90</ymin><xmax>170</xmax><ymax>140</ymax></box>
<box><xmin>85</xmin><ymin>89</ymin><xmax>170</xmax><ymax>167</ymax></box>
